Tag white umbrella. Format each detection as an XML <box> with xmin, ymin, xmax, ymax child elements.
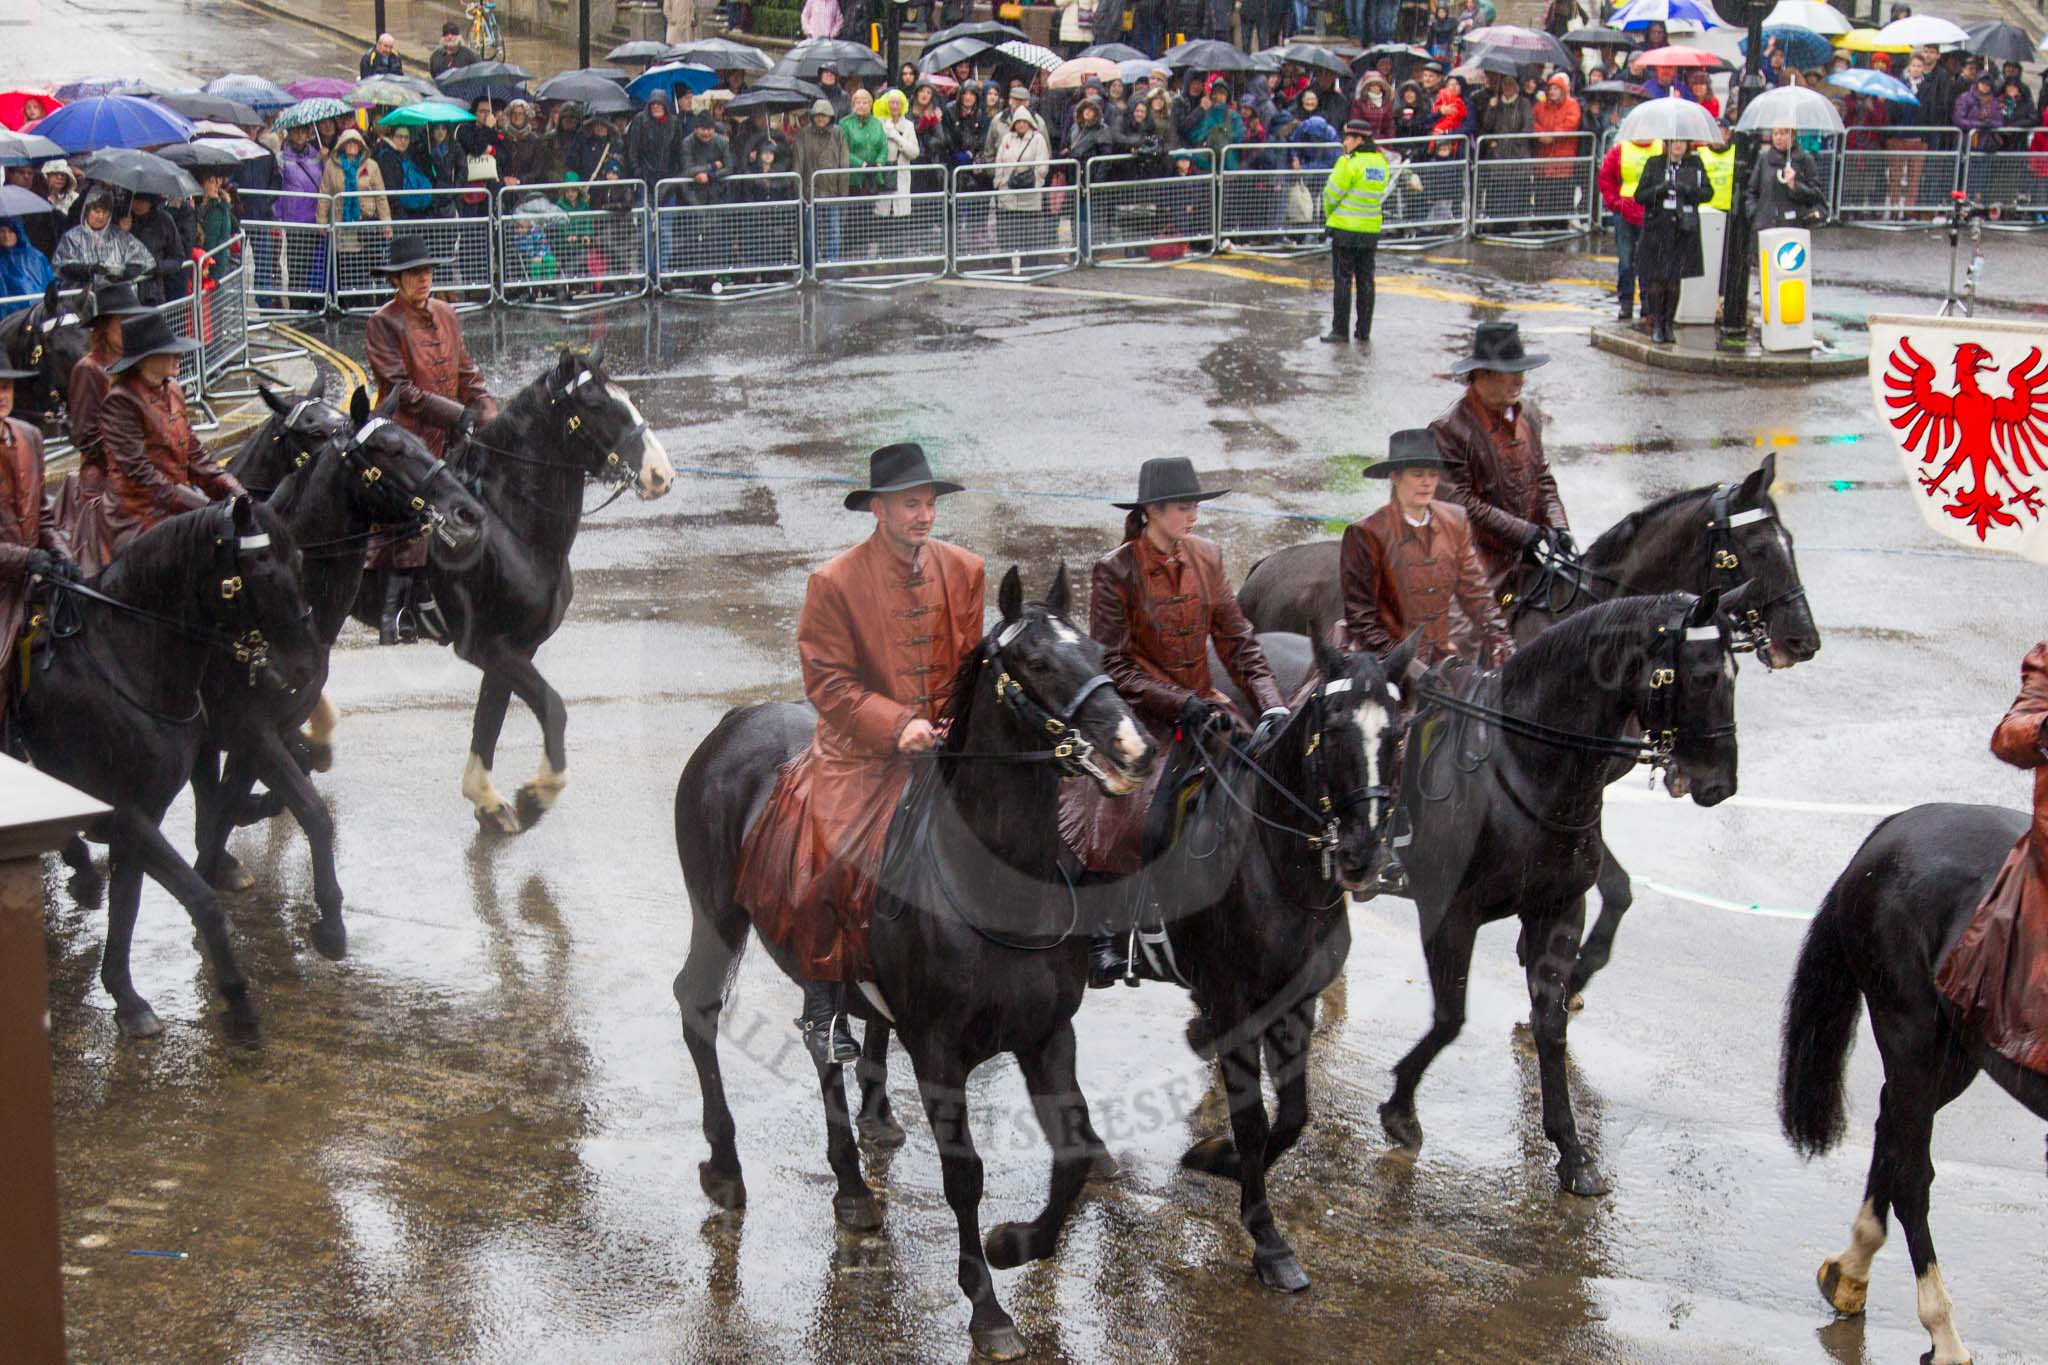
<box><xmin>1875</xmin><ymin>15</ymin><xmax>1970</xmax><ymax>48</ymax></box>
<box><xmin>1761</xmin><ymin>0</ymin><xmax>1852</xmax><ymax>36</ymax></box>
<box><xmin>1618</xmin><ymin>92</ymin><xmax>1724</xmax><ymax>142</ymax></box>
<box><xmin>1733</xmin><ymin>83</ymin><xmax>1846</xmax><ymax>134</ymax></box>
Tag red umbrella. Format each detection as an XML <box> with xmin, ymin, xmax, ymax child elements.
<box><xmin>1629</xmin><ymin>45</ymin><xmax>1730</xmax><ymax>69</ymax></box>
<box><xmin>0</xmin><ymin>90</ymin><xmax>63</xmax><ymax>131</ymax></box>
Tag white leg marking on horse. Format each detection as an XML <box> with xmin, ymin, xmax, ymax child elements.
<box><xmin>606</xmin><ymin>382</ymin><xmax>673</xmax><ymax>498</ymax></box>
<box><xmin>462</xmin><ymin>752</ymin><xmax>509</xmax><ymax>814</ymax></box>
<box><xmin>1916</xmin><ymin>1263</ymin><xmax>1968</xmax><ymax>1365</ymax></box>
<box><xmin>1114</xmin><ymin>716</ymin><xmax>1144</xmax><ymax>764</ymax></box>
<box><xmin>527</xmin><ymin>756</ymin><xmax>568</xmax><ymax>811</ymax></box>
<box><xmin>306</xmin><ymin>692</ymin><xmax>339</xmax><ymax>745</ymax></box>
<box><xmin>1839</xmin><ymin>1197</ymin><xmax>1886</xmax><ymax>1280</ymax></box>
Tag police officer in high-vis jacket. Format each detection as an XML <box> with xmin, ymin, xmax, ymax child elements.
<box><xmin>1321</xmin><ymin>118</ymin><xmax>1391</xmax><ymax>345</ymax></box>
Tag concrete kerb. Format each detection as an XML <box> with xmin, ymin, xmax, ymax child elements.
<box><xmin>1588</xmin><ymin>321</ymin><xmax>1869</xmax><ymax>379</ymax></box>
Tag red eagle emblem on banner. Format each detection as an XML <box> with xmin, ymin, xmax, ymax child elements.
<box><xmin>1882</xmin><ymin>338</ymin><xmax>2048</xmax><ymax>538</ymax></box>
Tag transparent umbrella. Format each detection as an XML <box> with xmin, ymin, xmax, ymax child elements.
<box><xmin>1618</xmin><ymin>93</ymin><xmax>1724</xmax><ymax>142</ymax></box>
<box><xmin>1733</xmin><ymin>83</ymin><xmax>1846</xmax><ymax>134</ymax></box>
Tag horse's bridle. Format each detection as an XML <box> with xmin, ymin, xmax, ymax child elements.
<box><xmin>543</xmin><ymin>365</ymin><xmax>647</xmax><ymax>489</ymax></box>
<box><xmin>343</xmin><ymin>415</ymin><xmax>468</xmax><ymax>537</ymax></box>
<box><xmin>981</xmin><ymin>616</ymin><xmax>1123</xmax><ymax>784</ymax></box>
<box><xmin>1704</xmin><ymin>483</ymin><xmax>1807</xmax><ymax>660</ymax></box>
<box><xmin>1297</xmin><ymin>675</ymin><xmax>1402</xmax><ymax>881</ymax></box>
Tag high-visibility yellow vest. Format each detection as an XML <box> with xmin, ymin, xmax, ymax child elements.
<box><xmin>1618</xmin><ymin>139</ymin><xmax>1661</xmax><ymax>199</ymax></box>
<box><xmin>1322</xmin><ymin>149</ymin><xmax>1390</xmax><ymax>234</ymax></box>
<box><xmin>1699</xmin><ymin>144</ymin><xmax>1735</xmax><ymax>211</ymax></box>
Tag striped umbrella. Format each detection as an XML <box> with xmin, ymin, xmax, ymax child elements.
<box><xmin>1608</xmin><ymin>0</ymin><xmax>1730</xmax><ymax>29</ymax></box>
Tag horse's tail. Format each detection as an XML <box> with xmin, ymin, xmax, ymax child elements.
<box><xmin>1779</xmin><ymin>884</ymin><xmax>1864</xmax><ymax>1158</ymax></box>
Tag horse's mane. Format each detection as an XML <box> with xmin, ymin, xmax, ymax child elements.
<box><xmin>457</xmin><ymin>366</ymin><xmax>559</xmax><ymax>475</ymax></box>
<box><xmin>1502</xmin><ymin>591</ymin><xmax>1690</xmax><ymax>691</ymax></box>
<box><xmin>1584</xmin><ymin>483</ymin><xmax>1716</xmax><ymax>562</ymax></box>
<box><xmin>226</xmin><ymin>407</ymin><xmax>288</xmax><ymax>485</ymax></box>
<box><xmin>935</xmin><ymin>628</ymin><xmax>991</xmax><ymax>752</ymax></box>
<box><xmin>98</xmin><ymin>501</ymin><xmax>238</xmax><ymax>602</ymax></box>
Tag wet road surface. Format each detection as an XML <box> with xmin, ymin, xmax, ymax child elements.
<box><xmin>38</xmin><ymin>200</ymin><xmax>2048</xmax><ymax>1362</ymax></box>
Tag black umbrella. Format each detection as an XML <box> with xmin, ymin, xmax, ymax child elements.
<box><xmin>0</xmin><ymin>129</ymin><xmax>67</xmax><ymax>164</ymax></box>
<box><xmin>72</xmin><ymin>148</ymin><xmax>201</xmax><ymax>198</ymax></box>
<box><xmin>919</xmin><ymin>36</ymin><xmax>995</xmax><ymax>74</ymax></box>
<box><xmin>152</xmin><ymin>90</ymin><xmax>261</xmax><ymax>125</ymax></box>
<box><xmin>606</xmin><ymin>39</ymin><xmax>671</xmax><ymax>65</ymax></box>
<box><xmin>0</xmin><ymin>184</ymin><xmax>61</xmax><ymax>217</ymax></box>
<box><xmin>1278</xmin><ymin>42</ymin><xmax>1353</xmax><ymax>76</ymax></box>
<box><xmin>437</xmin><ymin>79</ymin><xmax>528</xmax><ymax>106</ymax></box>
<box><xmin>926</xmin><ymin>19</ymin><xmax>1028</xmax><ymax>46</ymax></box>
<box><xmin>1581</xmin><ymin>79</ymin><xmax>1650</xmax><ymax>98</ymax></box>
<box><xmin>1964</xmin><ymin>21</ymin><xmax>2039</xmax><ymax>64</ymax></box>
<box><xmin>663</xmin><ymin>37</ymin><xmax>774</xmax><ymax>72</ymax></box>
<box><xmin>1077</xmin><ymin>42</ymin><xmax>1148</xmax><ymax>63</ymax></box>
<box><xmin>533</xmin><ymin>70</ymin><xmax>633</xmax><ymax>112</ymax></box>
<box><xmin>159</xmin><ymin>140</ymin><xmax>243</xmax><ymax>170</ymax></box>
<box><xmin>1460</xmin><ymin>46</ymin><xmax>1544</xmax><ymax>76</ymax></box>
<box><xmin>1249</xmin><ymin>49</ymin><xmax>1285</xmax><ymax>73</ymax></box>
<box><xmin>779</xmin><ymin>39</ymin><xmax>888</xmax><ymax>80</ymax></box>
<box><xmin>756</xmin><ymin>73</ymin><xmax>829</xmax><ymax>101</ymax></box>
<box><xmin>437</xmin><ymin>61</ymin><xmax>531</xmax><ymax>90</ymax></box>
<box><xmin>1162</xmin><ymin>39</ymin><xmax>1252</xmax><ymax>72</ymax></box>
<box><xmin>1564</xmin><ymin>26</ymin><xmax>1636</xmax><ymax>48</ymax></box>
<box><xmin>727</xmin><ymin>87</ymin><xmax>814</xmax><ymax>115</ymax></box>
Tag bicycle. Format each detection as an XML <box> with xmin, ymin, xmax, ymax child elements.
<box><xmin>466</xmin><ymin>0</ymin><xmax>506</xmax><ymax>62</ymax></box>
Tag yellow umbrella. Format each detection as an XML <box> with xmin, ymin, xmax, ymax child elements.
<box><xmin>1833</xmin><ymin>28</ymin><xmax>1911</xmax><ymax>53</ymax></box>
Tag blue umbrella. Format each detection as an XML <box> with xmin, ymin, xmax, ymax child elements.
<box><xmin>1741</xmin><ymin>26</ymin><xmax>1835</xmax><ymax>70</ymax></box>
<box><xmin>203</xmin><ymin>74</ymin><xmax>296</xmax><ymax>111</ymax></box>
<box><xmin>624</xmin><ymin>62</ymin><xmax>719</xmax><ymax>102</ymax></box>
<box><xmin>29</xmin><ymin>95</ymin><xmax>194</xmax><ymax>151</ymax></box>
<box><xmin>1608</xmin><ymin>0</ymin><xmax>1729</xmax><ymax>31</ymax></box>
<box><xmin>1828</xmin><ymin>67</ymin><xmax>1918</xmax><ymax>104</ymax></box>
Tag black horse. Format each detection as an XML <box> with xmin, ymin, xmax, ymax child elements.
<box><xmin>1146</xmin><ymin>631</ymin><xmax>1413</xmax><ymax>1293</ymax></box>
<box><xmin>349</xmin><ymin>344</ymin><xmax>675</xmax><ymax>833</ymax></box>
<box><xmin>1239</xmin><ymin>455</ymin><xmax>1818</xmax><ymax>1003</ymax></box>
<box><xmin>0</xmin><ymin>281</ymin><xmax>91</xmax><ymax>430</ymax></box>
<box><xmin>186</xmin><ymin>385</ymin><xmax>489</xmax><ymax>958</ymax></box>
<box><xmin>1780</xmin><ymin>803</ymin><xmax>2048</xmax><ymax>1365</ymax></box>
<box><xmin>674</xmin><ymin>567</ymin><xmax>1156</xmax><ymax>1360</ymax></box>
<box><xmin>1379</xmin><ymin>590</ymin><xmax>1743</xmax><ymax>1195</ymax></box>
<box><xmin>18</xmin><ymin>497</ymin><xmax>321</xmax><ymax>1041</ymax></box>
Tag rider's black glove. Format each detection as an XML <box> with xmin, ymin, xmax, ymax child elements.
<box><xmin>1177</xmin><ymin>694</ymin><xmax>1220</xmax><ymax>736</ymax></box>
<box><xmin>23</xmin><ymin>548</ymin><xmax>79</xmax><ymax>582</ymax></box>
<box><xmin>1547</xmin><ymin>527</ymin><xmax>1576</xmax><ymax>559</ymax></box>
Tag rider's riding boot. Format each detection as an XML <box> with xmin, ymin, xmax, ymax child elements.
<box><xmin>796</xmin><ymin>980</ymin><xmax>859</xmax><ymax>1064</ymax></box>
<box><xmin>379</xmin><ymin>573</ymin><xmax>409</xmax><ymax>646</ymax></box>
<box><xmin>1089</xmin><ymin>933</ymin><xmax>1129</xmax><ymax>990</ymax></box>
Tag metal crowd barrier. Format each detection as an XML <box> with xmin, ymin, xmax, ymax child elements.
<box><xmin>497</xmin><ymin>178</ymin><xmax>650</xmax><ymax>308</ymax></box>
<box><xmin>1083</xmin><ymin>151</ymin><xmax>1216</xmax><ymax>267</ymax></box>
<box><xmin>1837</xmin><ymin>127</ymin><xmax>1964</xmax><ymax>227</ymax></box>
<box><xmin>950</xmin><ymin>158</ymin><xmax>1081</xmax><ymax>281</ymax></box>
<box><xmin>1472</xmin><ymin>132</ymin><xmax>1595</xmax><ymax>245</ymax></box>
<box><xmin>332</xmin><ymin>187</ymin><xmax>495</xmax><ymax>312</ymax></box>
<box><xmin>809</xmin><ymin>165</ymin><xmax>950</xmax><ymax>290</ymax></box>
<box><xmin>1959</xmin><ymin>137</ymin><xmax>2047</xmax><ymax>229</ymax></box>
<box><xmin>239</xmin><ymin>191</ymin><xmax>334</xmax><ymax>317</ymax></box>
<box><xmin>1216</xmin><ymin>142</ymin><xmax>1336</xmax><ymax>258</ymax></box>
<box><xmin>1380</xmin><ymin>136</ymin><xmax>1470</xmax><ymax>249</ymax></box>
<box><xmin>191</xmin><ymin>234</ymin><xmax>251</xmax><ymax>395</ymax></box>
<box><xmin>653</xmin><ymin>173</ymin><xmax>805</xmax><ymax>299</ymax></box>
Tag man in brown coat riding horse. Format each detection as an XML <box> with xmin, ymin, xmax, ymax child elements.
<box><xmin>733</xmin><ymin>444</ymin><xmax>986</xmax><ymax>1064</ymax></box>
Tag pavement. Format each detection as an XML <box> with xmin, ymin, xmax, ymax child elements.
<box><xmin>22</xmin><ymin>1</ymin><xmax>2048</xmax><ymax>1364</ymax></box>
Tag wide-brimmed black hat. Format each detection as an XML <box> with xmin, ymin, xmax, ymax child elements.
<box><xmin>110</xmin><ymin>313</ymin><xmax>201</xmax><ymax>373</ymax></box>
<box><xmin>1111</xmin><ymin>456</ymin><xmax>1230</xmax><ymax>510</ymax></box>
<box><xmin>843</xmin><ymin>442</ymin><xmax>964</xmax><ymax>511</ymax></box>
<box><xmin>1450</xmin><ymin>320</ymin><xmax>1550</xmax><ymax>377</ymax></box>
<box><xmin>0</xmin><ymin>362</ymin><xmax>36</xmax><ymax>380</ymax></box>
<box><xmin>371</xmin><ymin>235</ymin><xmax>457</xmax><ymax>275</ymax></box>
<box><xmin>1362</xmin><ymin>428</ymin><xmax>1446</xmax><ymax>478</ymax></box>
<box><xmin>90</xmin><ymin>280</ymin><xmax>153</xmax><ymax>320</ymax></box>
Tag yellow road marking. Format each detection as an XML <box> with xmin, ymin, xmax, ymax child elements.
<box><xmin>269</xmin><ymin>322</ymin><xmax>370</xmax><ymax>400</ymax></box>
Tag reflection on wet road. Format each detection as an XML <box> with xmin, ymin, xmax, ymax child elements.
<box><xmin>47</xmin><ymin>237</ymin><xmax>2048</xmax><ymax>1363</ymax></box>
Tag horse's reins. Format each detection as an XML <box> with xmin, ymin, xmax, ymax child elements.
<box><xmin>257</xmin><ymin>410</ymin><xmax>465</xmax><ymax>558</ymax></box>
<box><xmin>456</xmin><ymin>366</ymin><xmax>646</xmax><ymax>517</ymax></box>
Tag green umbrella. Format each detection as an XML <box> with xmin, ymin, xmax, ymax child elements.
<box><xmin>377</xmin><ymin>100</ymin><xmax>477</xmax><ymax>128</ymax></box>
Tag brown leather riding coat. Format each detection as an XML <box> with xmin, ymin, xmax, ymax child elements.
<box><xmin>1091</xmin><ymin>532</ymin><xmax>1284</xmax><ymax>729</ymax></box>
<box><xmin>1936</xmin><ymin>641</ymin><xmax>2048</xmax><ymax>1074</ymax></box>
<box><xmin>364</xmin><ymin>295</ymin><xmax>496</xmax><ymax>461</ymax></box>
<box><xmin>98</xmin><ymin>374</ymin><xmax>245</xmax><ymax>557</ymax></box>
<box><xmin>1</xmin><ymin>415</ymin><xmax>65</xmax><ymax>659</ymax></box>
<box><xmin>67</xmin><ymin>350</ymin><xmax>115</xmax><ymax>483</ymax></box>
<box><xmin>1339</xmin><ymin>500</ymin><xmax>1513</xmax><ymax>671</ymax></box>
<box><xmin>1429</xmin><ymin>389</ymin><xmax>1568</xmax><ymax>597</ymax></box>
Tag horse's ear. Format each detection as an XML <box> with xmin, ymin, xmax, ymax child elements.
<box><xmin>229</xmin><ymin>493</ymin><xmax>257</xmax><ymax>531</ymax></box>
<box><xmin>587</xmin><ymin>336</ymin><xmax>605</xmax><ymax>370</ymax></box>
<box><xmin>998</xmin><ymin>565</ymin><xmax>1023</xmax><ymax>623</ymax></box>
<box><xmin>1311</xmin><ymin>625</ymin><xmax>1346</xmax><ymax>680</ymax></box>
<box><xmin>349</xmin><ymin>385</ymin><xmax>370</xmax><ymax>426</ymax></box>
<box><xmin>556</xmin><ymin>348</ymin><xmax>580</xmax><ymax>378</ymax></box>
<box><xmin>77</xmin><ymin>287</ymin><xmax>97</xmax><ymax>324</ymax></box>
<box><xmin>1045</xmin><ymin>561</ymin><xmax>1070</xmax><ymax>618</ymax></box>
<box><xmin>1744</xmin><ymin>451</ymin><xmax>1776</xmax><ymax>501</ymax></box>
<box><xmin>259</xmin><ymin>384</ymin><xmax>288</xmax><ymax>416</ymax></box>
<box><xmin>1383</xmin><ymin>627</ymin><xmax>1422</xmax><ymax>685</ymax></box>
<box><xmin>1689</xmin><ymin>588</ymin><xmax>1721</xmax><ymax>628</ymax></box>
<box><xmin>42</xmin><ymin>281</ymin><xmax>58</xmax><ymax>313</ymax></box>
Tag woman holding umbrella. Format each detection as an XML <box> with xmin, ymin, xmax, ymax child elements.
<box><xmin>1631</xmin><ymin>135</ymin><xmax>1710</xmax><ymax>344</ymax></box>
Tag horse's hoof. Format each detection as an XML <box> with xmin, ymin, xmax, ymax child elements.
<box><xmin>68</xmin><ymin>867</ymin><xmax>104</xmax><ymax>907</ymax></box>
<box><xmin>984</xmin><ymin>1221</ymin><xmax>1037</xmax><ymax>1270</ymax></box>
<box><xmin>1254</xmin><ymin>1248</ymin><xmax>1311</xmax><ymax>1293</ymax></box>
<box><xmin>1566</xmin><ymin>991</ymin><xmax>1587</xmax><ymax>1014</ymax></box>
<box><xmin>1558</xmin><ymin>1158</ymin><xmax>1612</xmax><ymax>1198</ymax></box>
<box><xmin>858</xmin><ymin>1112</ymin><xmax>907</xmax><ymax>1149</ymax></box>
<box><xmin>304</xmin><ymin>740</ymin><xmax>333</xmax><ymax>774</ymax></box>
<box><xmin>309</xmin><ymin>918</ymin><xmax>348</xmax><ymax>962</ymax></box>
<box><xmin>698</xmin><ymin>1161</ymin><xmax>745</xmax><ymax>1211</ymax></box>
<box><xmin>970</xmin><ymin>1323</ymin><xmax>1027</xmax><ymax>1361</ymax></box>
<box><xmin>1817</xmin><ymin>1257</ymin><xmax>1868</xmax><ymax>1316</ymax></box>
<box><xmin>1379</xmin><ymin>1101</ymin><xmax>1424</xmax><ymax>1150</ymax></box>
<box><xmin>1185</xmin><ymin>1011</ymin><xmax>1217</xmax><ymax>1059</ymax></box>
<box><xmin>115</xmin><ymin>1005</ymin><xmax>163</xmax><ymax>1039</ymax></box>
<box><xmin>514</xmin><ymin>786</ymin><xmax>551</xmax><ymax>829</ymax></box>
<box><xmin>832</xmin><ymin>1192</ymin><xmax>883</xmax><ymax>1231</ymax></box>
<box><xmin>1086</xmin><ymin>1149</ymin><xmax>1121</xmax><ymax>1182</ymax></box>
<box><xmin>221</xmin><ymin>1006</ymin><xmax>263</xmax><ymax>1049</ymax></box>
<box><xmin>1180</xmin><ymin>1135</ymin><xmax>1240</xmax><ymax>1179</ymax></box>
<box><xmin>210</xmin><ymin>855</ymin><xmax>256</xmax><ymax>893</ymax></box>
<box><xmin>475</xmin><ymin>802</ymin><xmax>521</xmax><ymax>836</ymax></box>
